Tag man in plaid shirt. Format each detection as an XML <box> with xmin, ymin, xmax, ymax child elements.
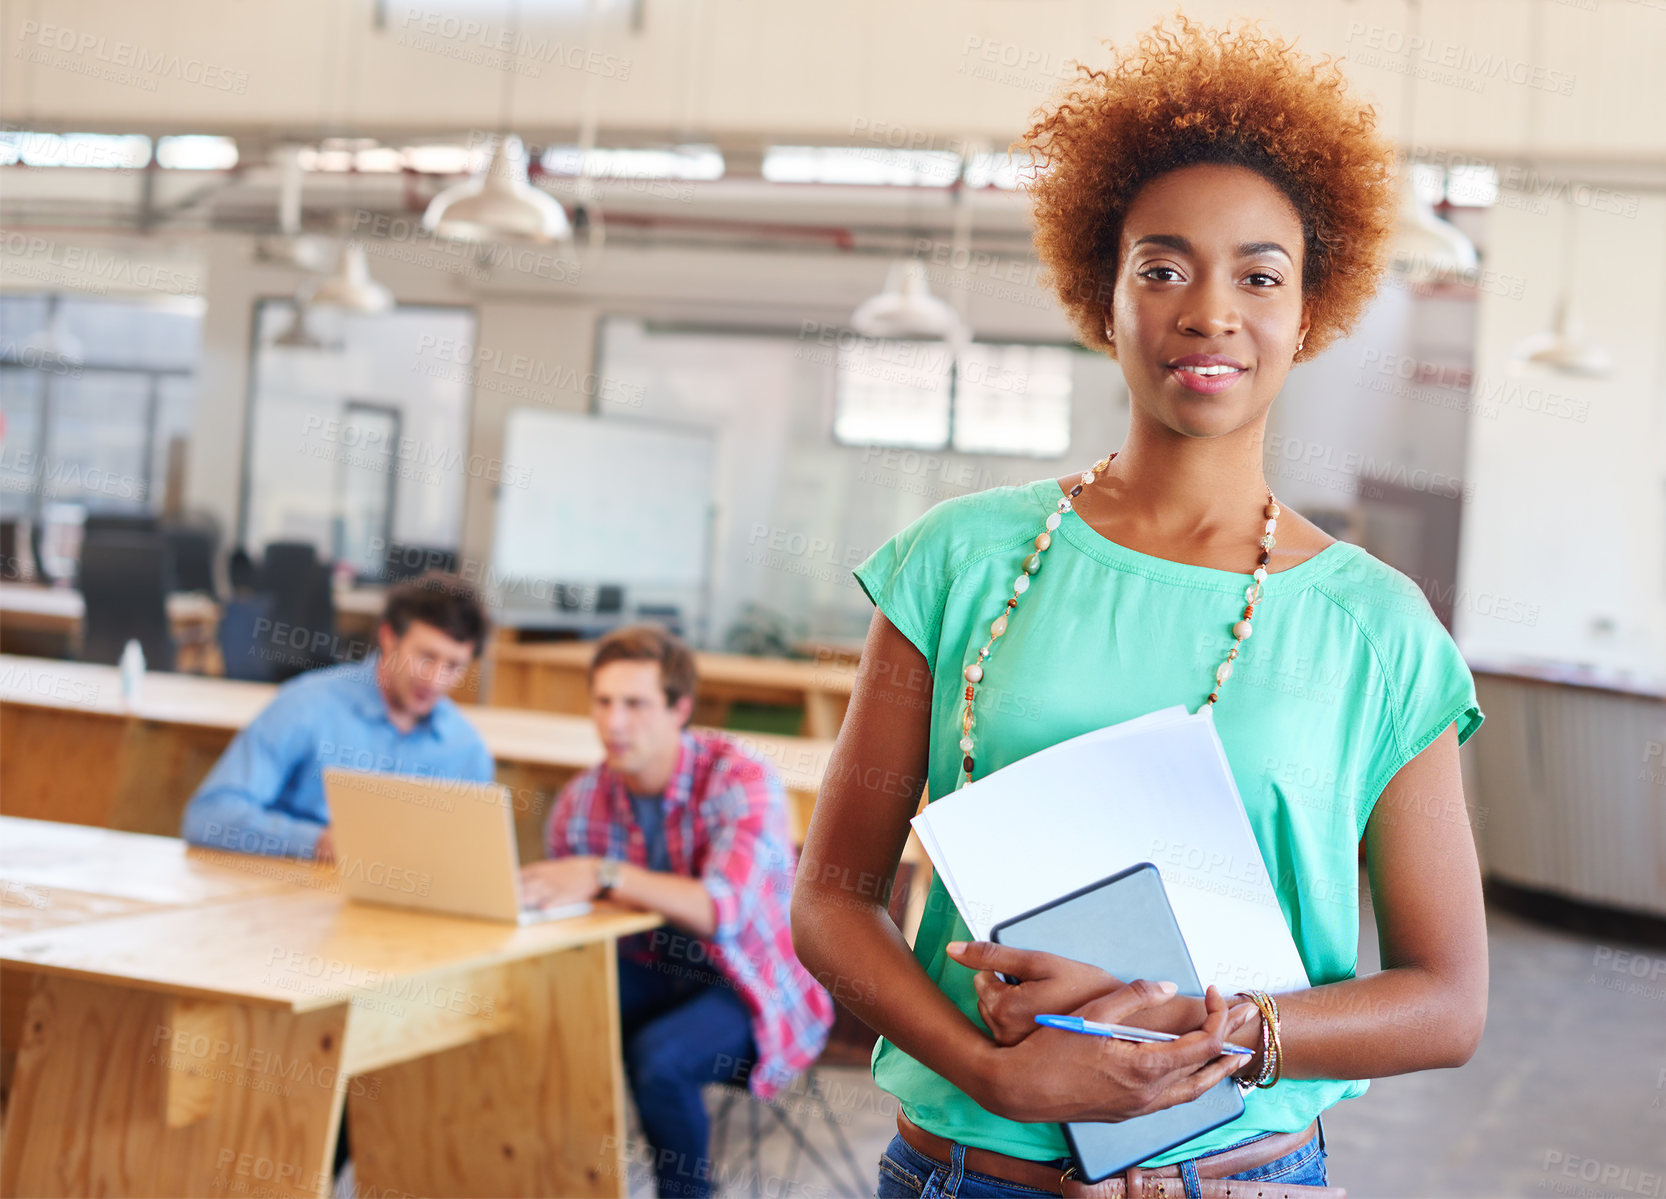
<box><xmin>521</xmin><ymin>625</ymin><xmax>835</xmax><ymax>1199</ymax></box>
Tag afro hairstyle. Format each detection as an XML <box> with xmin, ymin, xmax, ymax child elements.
<box><xmin>1016</xmin><ymin>14</ymin><xmax>1399</xmax><ymax>363</ymax></box>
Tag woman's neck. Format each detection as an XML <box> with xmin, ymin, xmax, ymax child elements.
<box><xmin>1061</xmin><ymin>410</ymin><xmax>1334</xmax><ymax>573</ymax></box>
<box><xmin>1095</xmin><ymin>419</ymin><xmax>1272</xmax><ymax>537</ymax></box>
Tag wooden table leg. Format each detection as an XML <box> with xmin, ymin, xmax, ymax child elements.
<box><xmin>801</xmin><ymin>689</ymin><xmax>849</xmax><ymax>740</ymax></box>
<box><xmin>349</xmin><ymin>939</ymin><xmax>628</xmax><ymax>1198</ymax></box>
<box><xmin>1</xmin><ymin>975</ymin><xmax>349</xmax><ymax>1198</ymax></box>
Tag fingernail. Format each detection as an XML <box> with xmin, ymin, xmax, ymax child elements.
<box><xmin>1157</xmin><ymin>980</ymin><xmax>1178</xmax><ymax>995</ymax></box>
<box><xmin>947</xmin><ymin>941</ymin><xmax>967</xmax><ymax>955</ymax></box>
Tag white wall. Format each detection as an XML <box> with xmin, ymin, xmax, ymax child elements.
<box><xmin>1458</xmin><ymin>188</ymin><xmax>1666</xmax><ymax>688</ymax></box>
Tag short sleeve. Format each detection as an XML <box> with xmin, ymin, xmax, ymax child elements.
<box><xmin>1357</xmin><ymin>612</ymin><xmax>1485</xmax><ymax>837</ymax></box>
<box><xmin>852</xmin><ymin>505</ymin><xmax>959</xmax><ymax>666</ymax></box>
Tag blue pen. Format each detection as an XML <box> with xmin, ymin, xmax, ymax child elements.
<box><xmin>1036</xmin><ymin>1013</ymin><xmax>1254</xmax><ymax>1055</ymax></box>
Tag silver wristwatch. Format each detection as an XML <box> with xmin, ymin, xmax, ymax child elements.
<box><xmin>595</xmin><ymin>856</ymin><xmax>622</xmax><ymax>899</ymax></box>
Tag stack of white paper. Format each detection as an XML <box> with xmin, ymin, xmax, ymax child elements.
<box><xmin>912</xmin><ymin>706</ymin><xmax>1310</xmax><ymax>993</ymax></box>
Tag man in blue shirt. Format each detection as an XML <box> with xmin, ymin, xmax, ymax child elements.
<box><xmin>181</xmin><ymin>571</ymin><xmax>495</xmax><ymax>861</ymax></box>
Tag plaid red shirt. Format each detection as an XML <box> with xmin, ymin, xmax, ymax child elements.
<box><xmin>544</xmin><ymin>728</ymin><xmax>835</xmax><ymax>1100</ymax></box>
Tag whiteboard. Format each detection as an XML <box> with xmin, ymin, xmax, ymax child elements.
<box><xmin>492</xmin><ymin>409</ymin><xmax>715</xmax><ymax>588</ymax></box>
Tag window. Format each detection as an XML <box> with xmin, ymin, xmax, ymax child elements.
<box><xmin>762</xmin><ymin>146</ymin><xmax>959</xmax><ymax>188</ymax></box>
<box><xmin>952</xmin><ymin>343</ymin><xmax>1073</xmax><ymax>455</ymax></box>
<box><xmin>832</xmin><ymin>339</ymin><xmax>953</xmax><ymax>448</ymax></box>
<box><xmin>832</xmin><ymin>337</ymin><xmax>1074</xmax><ymax>455</ymax></box>
<box><xmin>242</xmin><ymin>300</ymin><xmax>475</xmax><ymax>580</ymax></box>
<box><xmin>0</xmin><ymin>293</ymin><xmax>201</xmax><ymax>521</ymax></box>
<box><xmin>0</xmin><ymin>368</ymin><xmax>46</xmax><ymax>512</ymax></box>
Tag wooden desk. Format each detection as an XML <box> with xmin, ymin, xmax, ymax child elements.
<box><xmin>0</xmin><ymin>583</ymin><xmax>220</xmax><ymax>671</ymax></box>
<box><xmin>489</xmin><ymin>641</ymin><xmax>859</xmax><ymax>739</ymax></box>
<box><xmin>0</xmin><ymin>816</ymin><xmax>309</xmax><ymax>934</ymax></box>
<box><xmin>0</xmin><ymin>817</ymin><xmax>321</xmax><ymax>1081</ymax></box>
<box><xmin>0</xmin><ymin>655</ymin><xmax>840</xmax><ymax>865</ymax></box>
<box><xmin>0</xmin><ymin>817</ymin><xmax>662</xmax><ymax>1197</ymax></box>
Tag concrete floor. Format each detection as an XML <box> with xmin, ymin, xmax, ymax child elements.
<box><xmin>614</xmin><ymin>872</ymin><xmax>1666</xmax><ymax>1198</ymax></box>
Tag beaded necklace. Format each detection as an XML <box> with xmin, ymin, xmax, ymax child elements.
<box><xmin>955</xmin><ymin>452</ymin><xmax>1280</xmax><ymax>790</ymax></box>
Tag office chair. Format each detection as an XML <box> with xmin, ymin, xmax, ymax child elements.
<box><xmin>708</xmin><ymin>1066</ymin><xmax>869</xmax><ymax>1197</ymax></box>
<box><xmin>227</xmin><ymin>546</ymin><xmax>258</xmax><ymax>594</ymax></box>
<box><xmin>162</xmin><ymin>524</ymin><xmax>218</xmax><ymax>597</ymax></box>
<box><xmin>83</xmin><ymin>512</ymin><xmax>159</xmax><ymax>538</ymax></box>
<box><xmin>259</xmin><ymin>540</ymin><xmax>319</xmax><ymax>587</ymax></box>
<box><xmin>28</xmin><ymin>521</ymin><xmax>47</xmax><ymax>583</ymax></box>
<box><xmin>257</xmin><ymin>541</ymin><xmax>337</xmax><ymax>680</ymax></box>
<box><xmin>78</xmin><ymin>530</ymin><xmax>176</xmax><ymax>671</ymax></box>
<box><xmin>0</xmin><ymin>519</ymin><xmax>22</xmax><ymax>580</ymax></box>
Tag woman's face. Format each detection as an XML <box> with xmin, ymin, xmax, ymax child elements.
<box><xmin>1107</xmin><ymin>162</ymin><xmax>1310</xmax><ymax>439</ymax></box>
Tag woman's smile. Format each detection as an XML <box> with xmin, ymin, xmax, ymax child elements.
<box><xmin>1167</xmin><ymin>353</ymin><xmax>1250</xmax><ymax>395</ymax></box>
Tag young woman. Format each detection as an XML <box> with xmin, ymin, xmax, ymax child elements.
<box><xmin>792</xmin><ymin>17</ymin><xmax>1488</xmax><ymax>1197</ymax></box>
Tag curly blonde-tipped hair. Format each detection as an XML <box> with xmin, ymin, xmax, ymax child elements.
<box><xmin>1017</xmin><ymin>15</ymin><xmax>1398</xmax><ymax>363</ymax></box>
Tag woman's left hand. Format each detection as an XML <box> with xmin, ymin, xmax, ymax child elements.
<box><xmin>947</xmin><ymin>940</ymin><xmax>1247</xmax><ymax>1045</ymax></box>
<box><xmin>948</xmin><ymin>940</ymin><xmax>1125</xmax><ymax>1046</ymax></box>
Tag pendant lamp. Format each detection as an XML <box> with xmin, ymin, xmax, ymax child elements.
<box><xmin>422</xmin><ymin>133</ymin><xmax>571</xmax><ymax>244</ymax></box>
<box><xmin>307</xmin><ymin>242</ymin><xmax>392</xmax><ymax>313</ymax></box>
<box><xmin>1510</xmin><ymin>205</ymin><xmax>1612</xmax><ymax>377</ymax></box>
<box><xmin>1390</xmin><ymin>168</ymin><xmax>1480</xmax><ymax>283</ymax></box>
<box><xmin>1387</xmin><ymin>0</ymin><xmax>1479</xmax><ymax>284</ymax></box>
<box><xmin>851</xmin><ymin>259</ymin><xmax>968</xmax><ymax>347</ymax></box>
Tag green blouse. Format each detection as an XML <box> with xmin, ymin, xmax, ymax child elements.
<box><xmin>852</xmin><ymin>477</ymin><xmax>1484</xmax><ymax>1168</ymax></box>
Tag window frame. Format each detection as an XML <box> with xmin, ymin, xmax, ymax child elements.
<box><xmin>592</xmin><ymin>315</ymin><xmax>1080</xmax><ymax>459</ymax></box>
<box><xmin>0</xmin><ymin>293</ymin><xmax>196</xmax><ymax>522</ymax></box>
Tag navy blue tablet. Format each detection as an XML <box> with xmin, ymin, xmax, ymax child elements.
<box><xmin>988</xmin><ymin>861</ymin><xmax>1245</xmax><ymax>1183</ymax></box>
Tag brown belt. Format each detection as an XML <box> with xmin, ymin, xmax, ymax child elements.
<box><xmin>896</xmin><ymin>1110</ymin><xmax>1343</xmax><ymax>1198</ymax></box>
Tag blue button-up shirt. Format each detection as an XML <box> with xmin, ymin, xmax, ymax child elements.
<box><xmin>181</xmin><ymin>654</ymin><xmax>496</xmax><ymax>858</ymax></box>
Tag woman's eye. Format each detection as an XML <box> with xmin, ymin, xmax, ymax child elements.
<box><xmin>1139</xmin><ymin>265</ymin><xmax>1182</xmax><ymax>282</ymax></box>
<box><xmin>1246</xmin><ymin>271</ymin><xmax>1283</xmax><ymax>287</ymax></box>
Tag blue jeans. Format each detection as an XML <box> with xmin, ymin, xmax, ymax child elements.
<box><xmin>876</xmin><ymin>1119</ymin><xmax>1330</xmax><ymax>1197</ymax></box>
<box><xmin>617</xmin><ymin>953</ymin><xmax>757</xmax><ymax>1199</ymax></box>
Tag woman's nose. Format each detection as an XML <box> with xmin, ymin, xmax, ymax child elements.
<box><xmin>1176</xmin><ymin>274</ymin><xmax>1242</xmax><ymax>337</ymax></box>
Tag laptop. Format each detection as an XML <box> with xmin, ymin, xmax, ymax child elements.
<box><xmin>322</xmin><ymin>767</ymin><xmax>593</xmax><ymax>925</ymax></box>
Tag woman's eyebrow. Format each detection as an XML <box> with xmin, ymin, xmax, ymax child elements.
<box><xmin>1239</xmin><ymin>240</ymin><xmax>1294</xmax><ymax>261</ymax></box>
<box><xmin>1132</xmin><ymin>233</ymin><xmax>1293</xmax><ymax>261</ymax></box>
<box><xmin>1131</xmin><ymin>233</ymin><xmax>1193</xmax><ymax>255</ymax></box>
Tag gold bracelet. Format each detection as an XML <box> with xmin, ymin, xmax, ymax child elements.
<box><xmin>1248</xmin><ymin>990</ymin><xmax>1279</xmax><ymax>1088</ymax></box>
<box><xmin>1261</xmin><ymin>991</ymin><xmax>1284</xmax><ymax>1087</ymax></box>
<box><xmin>1235</xmin><ymin>990</ymin><xmax>1277</xmax><ymax>1088</ymax></box>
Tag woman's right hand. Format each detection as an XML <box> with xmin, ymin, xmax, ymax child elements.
<box><xmin>971</xmin><ymin>982</ymin><xmax>1255</xmax><ymax>1124</ymax></box>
